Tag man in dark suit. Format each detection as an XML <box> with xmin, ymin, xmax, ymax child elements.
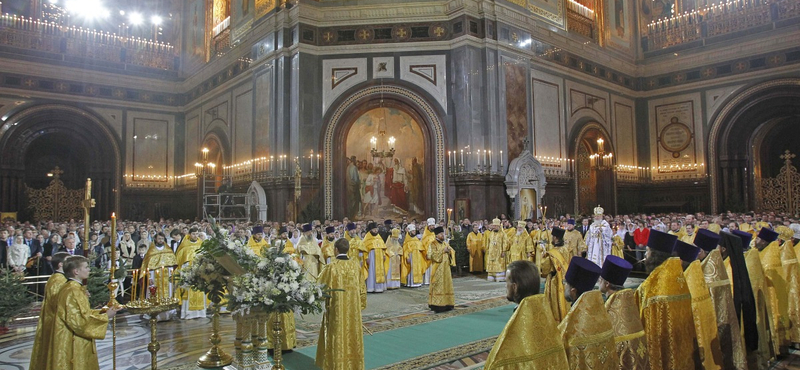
<box><xmin>169</xmin><ymin>229</ymin><xmax>182</xmax><ymax>253</ymax></box>
<box><xmin>132</xmin><ymin>243</ymin><xmax>149</xmax><ymax>270</ymax></box>
<box><xmin>579</xmin><ymin>218</ymin><xmax>590</xmax><ymax>238</ymax></box>
<box><xmin>57</xmin><ymin>236</ymin><xmax>84</xmax><ymax>257</ymax></box>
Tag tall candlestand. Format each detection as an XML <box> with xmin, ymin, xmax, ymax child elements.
<box><xmin>126</xmin><ymin>300</ymin><xmax>179</xmax><ymax>370</ymax></box>
<box><xmin>272</xmin><ymin>313</ymin><xmax>285</xmax><ymax>370</ymax></box>
<box><xmin>197</xmin><ymin>296</ymin><xmax>233</xmax><ymax>368</ymax></box>
<box><xmin>105</xmin><ymin>213</ymin><xmax>122</xmax><ymax>370</ymax></box>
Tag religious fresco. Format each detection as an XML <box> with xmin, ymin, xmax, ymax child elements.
<box><xmin>518</xmin><ymin>188</ymin><xmax>537</xmax><ymax>220</ymax></box>
<box><xmin>188</xmin><ymin>0</ymin><xmax>205</xmax><ymax>57</ymax></box>
<box><xmin>606</xmin><ymin>0</ymin><xmax>631</xmax><ymax>50</ymax></box>
<box><xmin>505</xmin><ymin>63</ymin><xmax>528</xmax><ymax>161</ymax></box>
<box><xmin>344</xmin><ymin>107</ymin><xmax>425</xmax><ymax>221</ymax></box>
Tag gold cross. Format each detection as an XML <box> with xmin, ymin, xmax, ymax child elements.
<box><xmin>50</xmin><ymin>166</ymin><xmax>64</xmax><ymax>179</ymax></box>
<box><xmin>781</xmin><ymin>150</ymin><xmax>796</xmax><ymax>164</ymax></box>
<box><xmin>511</xmin><ymin>32</ymin><xmax>519</xmax><ymax>42</ymax></box>
<box><xmin>396</xmin><ymin>28</ymin><xmax>407</xmax><ymax>38</ymax></box>
<box><xmin>24</xmin><ymin>79</ymin><xmax>35</xmax><ymax>87</ymax></box>
<box><xmin>359</xmin><ymin>29</ymin><xmax>371</xmax><ymax>40</ymax></box>
<box><xmin>323</xmin><ymin>31</ymin><xmax>334</xmax><ymax>42</ymax></box>
<box><xmin>702</xmin><ymin>68</ymin><xmax>714</xmax><ymax>77</ymax></box>
<box><xmin>433</xmin><ymin>26</ymin><xmax>445</xmax><ymax>37</ymax></box>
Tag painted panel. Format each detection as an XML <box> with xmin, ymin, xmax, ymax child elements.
<box><xmin>505</xmin><ymin>63</ymin><xmax>528</xmax><ymax>161</ymax></box>
<box><xmin>613</xmin><ymin>102</ymin><xmax>635</xmax><ymax>166</ymax></box>
<box><xmin>605</xmin><ymin>0</ymin><xmax>632</xmax><ymax>51</ymax></box>
<box><xmin>648</xmin><ymin>93</ymin><xmax>705</xmax><ymax>177</ymax></box>
<box><xmin>254</xmin><ymin>69</ymin><xmax>272</xmax><ymax>157</ymax></box>
<box><xmin>186</xmin><ymin>114</ymin><xmax>200</xmax><ymax>167</ymax></box>
<box><xmin>132</xmin><ymin>118</ymin><xmax>169</xmax><ymax>181</ymax></box>
<box><xmin>399</xmin><ymin>55</ymin><xmax>448</xmax><ymax>111</ymax></box>
<box><xmin>234</xmin><ymin>89</ymin><xmax>253</xmax><ymax>163</ymax></box>
<box><xmin>344</xmin><ymin>107</ymin><xmax>424</xmax><ymax>221</ymax></box>
<box><xmin>186</xmin><ymin>0</ymin><xmax>206</xmax><ymax>59</ymax></box>
<box><xmin>532</xmin><ymin>79</ymin><xmax>562</xmax><ymax>158</ymax></box>
<box><xmin>322</xmin><ymin>58</ymin><xmax>367</xmax><ymax>115</ymax></box>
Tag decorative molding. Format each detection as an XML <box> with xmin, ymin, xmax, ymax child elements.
<box><xmin>373</xmin><ymin>57</ymin><xmax>395</xmax><ymax>79</ymax></box>
<box><xmin>400</xmin><ymin>55</ymin><xmax>447</xmax><ymax>111</ymax></box>
<box><xmin>323</xmin><ymin>84</ymin><xmax>446</xmax><ymax>222</ymax></box>
<box><xmin>322</xmin><ymin>58</ymin><xmax>368</xmax><ymax>115</ymax></box>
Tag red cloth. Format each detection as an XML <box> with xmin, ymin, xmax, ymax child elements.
<box><xmin>633</xmin><ymin>228</ymin><xmax>650</xmax><ymax>246</ymax></box>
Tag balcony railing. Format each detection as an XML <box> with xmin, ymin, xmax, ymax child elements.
<box><xmin>566</xmin><ymin>0</ymin><xmax>597</xmax><ymax>41</ymax></box>
<box><xmin>642</xmin><ymin>0</ymin><xmax>798</xmax><ymax>53</ymax></box>
<box><xmin>0</xmin><ymin>14</ymin><xmax>176</xmax><ymax>71</ymax></box>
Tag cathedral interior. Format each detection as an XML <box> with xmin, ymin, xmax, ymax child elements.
<box><xmin>0</xmin><ymin>0</ymin><xmax>799</xmax><ymax>224</ymax></box>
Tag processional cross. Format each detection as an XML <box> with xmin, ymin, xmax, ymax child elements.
<box><xmin>82</xmin><ymin>178</ymin><xmax>95</xmax><ymax>257</ymax></box>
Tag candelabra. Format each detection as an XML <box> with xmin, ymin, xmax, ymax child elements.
<box><xmin>126</xmin><ymin>267</ymin><xmax>180</xmax><ymax>370</ymax></box>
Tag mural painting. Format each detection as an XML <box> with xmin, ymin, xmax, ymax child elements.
<box><xmin>518</xmin><ymin>188</ymin><xmax>537</xmax><ymax>220</ymax></box>
<box><xmin>345</xmin><ymin>107</ymin><xmax>425</xmax><ymax>221</ymax></box>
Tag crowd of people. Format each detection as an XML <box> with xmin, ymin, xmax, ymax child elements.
<box><xmin>5</xmin><ymin>208</ymin><xmax>800</xmax><ymax>369</ymax></box>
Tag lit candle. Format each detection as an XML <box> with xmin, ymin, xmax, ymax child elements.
<box><xmin>476</xmin><ymin>150</ymin><xmax>481</xmax><ymax>169</ymax></box>
<box><xmin>448</xmin><ymin>151</ymin><xmax>452</xmax><ymax>167</ymax></box>
<box><xmin>460</xmin><ymin>150</ymin><xmax>465</xmax><ymax>167</ymax></box>
<box><xmin>317</xmin><ymin>154</ymin><xmax>320</xmax><ymax>173</ymax></box>
<box><xmin>500</xmin><ymin>150</ymin><xmax>504</xmax><ymax>167</ymax></box>
<box><xmin>132</xmin><ymin>269</ymin><xmax>137</xmax><ymax>302</ymax></box>
<box><xmin>488</xmin><ymin>150</ymin><xmax>492</xmax><ymax>167</ymax></box>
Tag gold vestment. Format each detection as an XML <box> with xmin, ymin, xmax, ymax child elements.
<box><xmin>176</xmin><ymin>238</ymin><xmax>206</xmax><ymax>311</ymax></box>
<box><xmin>363</xmin><ymin>232</ymin><xmax>391</xmax><ymax>284</ymax></box>
<box><xmin>401</xmin><ymin>233</ymin><xmax>428</xmax><ymax>284</ymax></box>
<box><xmin>744</xmin><ymin>249</ymin><xmax>775</xmax><ymax>369</ymax></box>
<box><xmin>484</xmin><ymin>294</ymin><xmax>569</xmax><ymax>370</ymax></box>
<box><xmin>141</xmin><ymin>244</ymin><xmax>178</xmax><ymax>271</ymax></box>
<box><xmin>315</xmin><ymin>258</ymin><xmax>367</xmax><ymax>370</ymax></box>
<box><xmin>247</xmin><ymin>236</ymin><xmax>269</xmax><ymax>256</ymax></box>
<box><xmin>508</xmin><ymin>231</ymin><xmax>533</xmax><ymax>265</ymax></box>
<box><xmin>635</xmin><ymin>257</ymin><xmax>699</xmax><ymax>370</ymax></box>
<box><xmin>466</xmin><ymin>231</ymin><xmax>485</xmax><ymax>272</ymax></box>
<box><xmin>47</xmin><ymin>280</ymin><xmax>108</xmax><ymax>370</ymax></box>
<box><xmin>781</xmin><ymin>240</ymin><xmax>800</xmax><ymax>343</ymax></box>
<box><xmin>563</xmin><ymin>229</ymin><xmax>584</xmax><ymax>262</ymax></box>
<box><xmin>30</xmin><ymin>272</ymin><xmax>67</xmax><ymax>370</ymax></box>
<box><xmin>428</xmin><ymin>239</ymin><xmax>456</xmax><ymax>307</ymax></box>
<box><xmin>760</xmin><ymin>242</ymin><xmax>791</xmax><ymax>352</ymax></box>
<box><xmin>604</xmin><ymin>289</ymin><xmax>649</xmax><ymax>370</ymax></box>
<box><xmin>685</xmin><ymin>260</ymin><xmax>724</xmax><ymax>369</ymax></box>
<box><xmin>344</xmin><ymin>231</ymin><xmax>368</xmax><ymax>281</ymax></box>
<box><xmin>297</xmin><ymin>235</ymin><xmax>324</xmax><ymax>281</ymax></box>
<box><xmin>559</xmin><ymin>290</ymin><xmax>617</xmax><ymax>370</ymax></box>
<box><xmin>540</xmin><ymin>246</ymin><xmax>569</xmax><ymax>323</ymax></box>
<box><xmin>385</xmin><ymin>236</ymin><xmax>403</xmax><ymax>284</ymax></box>
<box><xmin>484</xmin><ymin>231</ymin><xmax>509</xmax><ymax>274</ymax></box>
<box><xmin>321</xmin><ymin>238</ymin><xmax>335</xmax><ymax>263</ymax></box>
<box><xmin>265</xmin><ymin>312</ymin><xmax>296</xmax><ymax>350</ymax></box>
<box><xmin>702</xmin><ymin>250</ymin><xmax>748</xmax><ymax>370</ymax></box>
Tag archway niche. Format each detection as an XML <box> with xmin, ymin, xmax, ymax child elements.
<box><xmin>570</xmin><ymin>122</ymin><xmax>616</xmax><ymax>215</ymax></box>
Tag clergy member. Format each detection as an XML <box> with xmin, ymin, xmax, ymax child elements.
<box><xmin>563</xmin><ymin>219</ymin><xmax>585</xmax><ymax>261</ymax></box>
<box><xmin>344</xmin><ymin>222</ymin><xmax>368</xmax><ymax>281</ymax></box>
<box><xmin>247</xmin><ymin>225</ymin><xmax>269</xmax><ymax>256</ymax></box>
<box><xmin>428</xmin><ymin>226</ymin><xmax>455</xmax><ymax>312</ymax></box>
<box><xmin>385</xmin><ymin>228</ymin><xmax>403</xmax><ymax>290</ymax></box>
<box><xmin>729</xmin><ymin>230</ymin><xmax>771</xmax><ymax>369</ymax></box>
<box><xmin>48</xmin><ymin>255</ymin><xmax>119</xmax><ymax>370</ymax></box>
<box><xmin>635</xmin><ymin>230</ymin><xmax>699</xmax><ymax>370</ymax></box>
<box><xmin>777</xmin><ymin>225</ymin><xmax>800</xmax><ymax>348</ymax></box>
<box><xmin>508</xmin><ymin>221</ymin><xmax>533</xmax><ymax>265</ymax></box>
<box><xmin>485</xmin><ymin>218</ymin><xmax>509</xmax><ymax>282</ymax></box>
<box><xmin>466</xmin><ymin>223</ymin><xmax>485</xmax><ymax>272</ymax></box>
<box><xmin>176</xmin><ymin>228</ymin><xmax>206</xmax><ymax>320</ymax></box>
<box><xmin>363</xmin><ymin>222</ymin><xmax>391</xmax><ymax>293</ymax></box>
<box><xmin>484</xmin><ymin>260</ymin><xmax>569</xmax><ymax>370</ymax></box>
<box><xmin>30</xmin><ymin>252</ymin><xmax>70</xmax><ymax>370</ymax></box>
<box><xmin>141</xmin><ymin>232</ymin><xmax>178</xmax><ymax>321</ymax></box>
<box><xmin>401</xmin><ymin>224</ymin><xmax>426</xmax><ymax>287</ymax></box>
<box><xmin>586</xmin><ymin>205</ymin><xmax>613</xmax><ymax>267</ymax></box>
<box><xmin>540</xmin><ymin>227</ymin><xmax>570</xmax><ymax>323</ymax></box>
<box><xmin>756</xmin><ymin>227</ymin><xmax>791</xmax><ymax>355</ymax></box>
<box><xmin>695</xmin><ymin>229</ymin><xmax>748</xmax><ymax>370</ymax></box>
<box><xmin>297</xmin><ymin>223</ymin><xmax>325</xmax><ymax>281</ymax></box>
<box><xmin>321</xmin><ymin>226</ymin><xmax>337</xmax><ymax>264</ymax></box>
<box><xmin>674</xmin><ymin>240</ymin><xmax>723</xmax><ymax>369</ymax></box>
<box><xmin>600</xmin><ymin>255</ymin><xmax>649</xmax><ymax>370</ymax></box>
<box><xmin>315</xmin><ymin>238</ymin><xmax>367</xmax><ymax>370</ymax></box>
<box><xmin>421</xmin><ymin>218</ymin><xmax>437</xmax><ymax>285</ymax></box>
<box><xmin>559</xmin><ymin>256</ymin><xmax>617</xmax><ymax>370</ymax></box>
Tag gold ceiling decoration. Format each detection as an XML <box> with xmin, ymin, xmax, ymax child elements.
<box><xmin>25</xmin><ymin>166</ymin><xmax>85</xmax><ymax>221</ymax></box>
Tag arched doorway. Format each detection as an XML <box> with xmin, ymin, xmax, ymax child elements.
<box><xmin>708</xmin><ymin>78</ymin><xmax>800</xmax><ymax>212</ymax></box>
<box><xmin>0</xmin><ymin>104</ymin><xmax>121</xmax><ymax>220</ymax></box>
<box><xmin>322</xmin><ymin>84</ymin><xmax>446</xmax><ymax>221</ymax></box>
<box><xmin>572</xmin><ymin>123</ymin><xmax>616</xmax><ymax>215</ymax></box>
<box><xmin>201</xmin><ymin>131</ymin><xmax>228</xmax><ymax>185</ymax></box>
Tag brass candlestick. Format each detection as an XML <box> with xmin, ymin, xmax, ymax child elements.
<box><xmin>105</xmin><ymin>213</ymin><xmax>123</xmax><ymax>370</ymax></box>
<box><xmin>197</xmin><ymin>296</ymin><xmax>233</xmax><ymax>368</ymax></box>
<box><xmin>272</xmin><ymin>312</ymin><xmax>285</xmax><ymax>370</ymax></box>
<box><xmin>126</xmin><ymin>300</ymin><xmax>180</xmax><ymax>370</ymax></box>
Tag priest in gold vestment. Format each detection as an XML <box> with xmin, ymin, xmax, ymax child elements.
<box><xmin>316</xmin><ymin>239</ymin><xmax>367</xmax><ymax>370</ymax></box>
<box><xmin>428</xmin><ymin>226</ymin><xmax>455</xmax><ymax>312</ymax></box>
<box><xmin>674</xmin><ymin>240</ymin><xmax>723</xmax><ymax>369</ymax></box>
<box><xmin>344</xmin><ymin>222</ymin><xmax>368</xmax><ymax>281</ymax></box>
<box><xmin>297</xmin><ymin>223</ymin><xmax>325</xmax><ymax>281</ymax></box>
<box><xmin>247</xmin><ymin>225</ymin><xmax>269</xmax><ymax>256</ymax></box>
<box><xmin>385</xmin><ymin>228</ymin><xmax>403</xmax><ymax>290</ymax></box>
<box><xmin>30</xmin><ymin>252</ymin><xmax>70</xmax><ymax>370</ymax></box>
<box><xmin>321</xmin><ymin>226</ymin><xmax>337</xmax><ymax>264</ymax></box>
<box><xmin>540</xmin><ymin>227</ymin><xmax>570</xmax><ymax>323</ymax></box>
<box><xmin>600</xmin><ymin>255</ymin><xmax>649</xmax><ymax>370</ymax></box>
<box><xmin>694</xmin><ymin>229</ymin><xmax>748</xmax><ymax>370</ymax></box>
<box><xmin>401</xmin><ymin>224</ymin><xmax>427</xmax><ymax>287</ymax></box>
<box><xmin>363</xmin><ymin>222</ymin><xmax>391</xmax><ymax>293</ymax></box>
<box><xmin>485</xmin><ymin>260</ymin><xmax>569</xmax><ymax>370</ymax></box>
<box><xmin>466</xmin><ymin>223</ymin><xmax>485</xmax><ymax>272</ymax></box>
<box><xmin>756</xmin><ymin>227</ymin><xmax>790</xmax><ymax>354</ymax></box>
<box><xmin>636</xmin><ymin>230</ymin><xmax>699</xmax><ymax>370</ymax></box>
<box><xmin>47</xmin><ymin>256</ymin><xmax>119</xmax><ymax>370</ymax></box>
<box><xmin>563</xmin><ymin>219</ymin><xmax>585</xmax><ymax>262</ymax></box>
<box><xmin>142</xmin><ymin>233</ymin><xmax>178</xmax><ymax>320</ymax></box>
<box><xmin>777</xmin><ymin>225</ymin><xmax>800</xmax><ymax>346</ymax></box>
<box><xmin>176</xmin><ymin>228</ymin><xmax>207</xmax><ymax>320</ymax></box>
<box><xmin>485</xmin><ymin>218</ymin><xmax>509</xmax><ymax>282</ymax></box>
<box><xmin>559</xmin><ymin>257</ymin><xmax>617</xmax><ymax>370</ymax></box>
<box><xmin>508</xmin><ymin>221</ymin><xmax>534</xmax><ymax>265</ymax></box>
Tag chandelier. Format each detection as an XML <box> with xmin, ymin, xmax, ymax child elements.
<box><xmin>370</xmin><ymin>89</ymin><xmax>396</xmax><ymax>158</ymax></box>
<box><xmin>589</xmin><ymin>137</ymin><xmax>612</xmax><ymax>170</ymax></box>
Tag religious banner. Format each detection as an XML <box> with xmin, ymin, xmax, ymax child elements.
<box><xmin>655</xmin><ymin>101</ymin><xmax>696</xmax><ymax>170</ymax></box>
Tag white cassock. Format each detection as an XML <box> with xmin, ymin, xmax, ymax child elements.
<box><xmin>585</xmin><ymin>220</ymin><xmax>613</xmax><ymax>267</ymax></box>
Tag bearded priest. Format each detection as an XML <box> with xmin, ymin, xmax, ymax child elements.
<box><xmin>363</xmin><ymin>222</ymin><xmax>391</xmax><ymax>293</ymax></box>
<box><xmin>247</xmin><ymin>225</ymin><xmax>269</xmax><ymax>256</ymax></box>
<box><xmin>176</xmin><ymin>228</ymin><xmax>206</xmax><ymax>320</ymax></box>
<box><xmin>428</xmin><ymin>226</ymin><xmax>455</xmax><ymax>312</ymax></box>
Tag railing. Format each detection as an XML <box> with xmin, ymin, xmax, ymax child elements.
<box><xmin>122</xmin><ymin>173</ymin><xmax>197</xmax><ymax>189</ymax></box>
<box><xmin>643</xmin><ymin>0</ymin><xmax>797</xmax><ymax>52</ymax></box>
<box><xmin>566</xmin><ymin>0</ymin><xmax>596</xmax><ymax>41</ymax></box>
<box><xmin>0</xmin><ymin>14</ymin><xmax>176</xmax><ymax>71</ymax></box>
